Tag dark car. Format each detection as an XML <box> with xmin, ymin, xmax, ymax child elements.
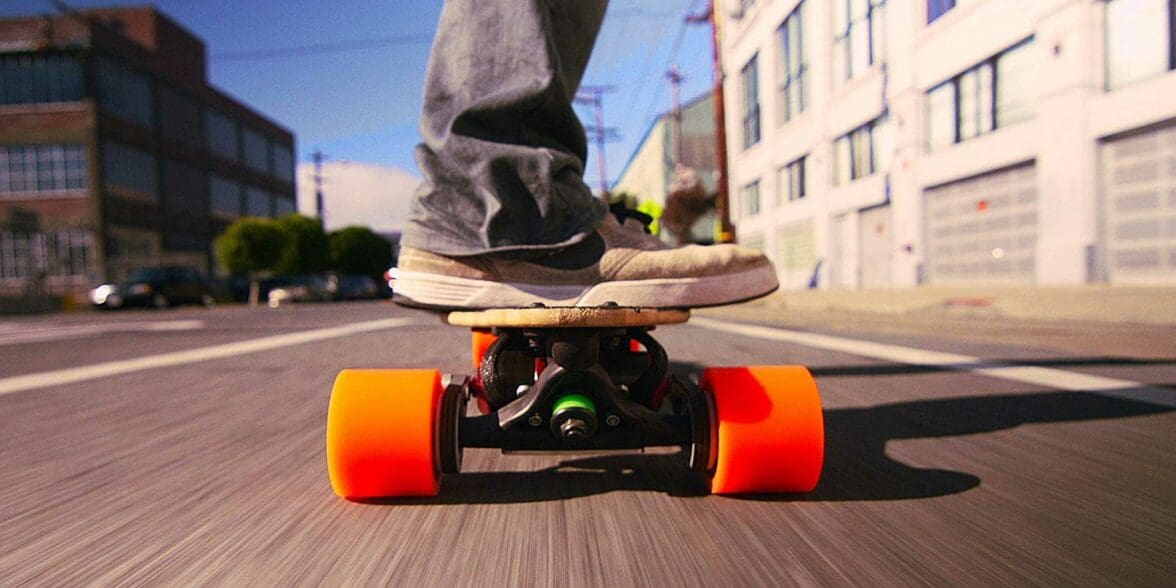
<box><xmin>90</xmin><ymin>266</ymin><xmax>216</xmax><ymax>309</ymax></box>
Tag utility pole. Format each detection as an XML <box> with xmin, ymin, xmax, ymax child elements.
<box><xmin>687</xmin><ymin>3</ymin><xmax>736</xmax><ymax>243</ymax></box>
<box><xmin>312</xmin><ymin>149</ymin><xmax>326</xmax><ymax>223</ymax></box>
<box><xmin>668</xmin><ymin>64</ymin><xmax>685</xmax><ymax>165</ymax></box>
<box><xmin>574</xmin><ymin>85</ymin><xmax>620</xmax><ymax>201</ymax></box>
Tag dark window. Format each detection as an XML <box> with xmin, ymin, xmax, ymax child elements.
<box><xmin>927</xmin><ymin>0</ymin><xmax>956</xmax><ymax>24</ymax></box>
<box><xmin>0</xmin><ymin>53</ymin><xmax>84</xmax><ymax>105</ymax></box>
<box><xmin>777</xmin><ymin>2</ymin><xmax>807</xmax><ymax>125</ymax></box>
<box><xmin>102</xmin><ymin>141</ymin><xmax>158</xmax><ymax>199</ymax></box>
<box><xmin>204</xmin><ymin>109</ymin><xmax>240</xmax><ymax>162</ymax></box>
<box><xmin>243</xmin><ymin>128</ymin><xmax>271</xmax><ymax>174</ymax></box>
<box><xmin>741</xmin><ymin>54</ymin><xmax>761</xmax><ymax>149</ymax></box>
<box><xmin>272</xmin><ymin>144</ymin><xmax>295</xmax><ymax>184</ymax></box>
<box><xmin>208</xmin><ymin>173</ymin><xmax>242</xmax><ymax>217</ymax></box>
<box><xmin>95</xmin><ymin>56</ymin><xmax>154</xmax><ymax>128</ymax></box>
<box><xmin>245</xmin><ymin>186</ymin><xmax>272</xmax><ymax>217</ymax></box>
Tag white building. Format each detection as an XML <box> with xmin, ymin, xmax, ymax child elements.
<box><xmin>721</xmin><ymin>0</ymin><xmax>1176</xmax><ymax>289</ymax></box>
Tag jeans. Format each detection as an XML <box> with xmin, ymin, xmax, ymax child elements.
<box><xmin>400</xmin><ymin>0</ymin><xmax>611</xmax><ymax>257</ymax></box>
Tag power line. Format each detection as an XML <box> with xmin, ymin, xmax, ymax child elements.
<box><xmin>211</xmin><ymin>33</ymin><xmax>434</xmax><ymax>62</ymax></box>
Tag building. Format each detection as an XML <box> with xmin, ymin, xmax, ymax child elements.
<box><xmin>720</xmin><ymin>0</ymin><xmax>1176</xmax><ymax>289</ymax></box>
<box><xmin>614</xmin><ymin>92</ymin><xmax>720</xmax><ymax>243</ymax></box>
<box><xmin>0</xmin><ymin>6</ymin><xmax>295</xmax><ymax>294</ymax></box>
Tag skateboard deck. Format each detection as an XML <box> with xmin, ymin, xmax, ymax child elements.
<box><xmin>447</xmin><ymin>306</ymin><xmax>690</xmax><ymax>328</ymax></box>
<box><xmin>326</xmin><ymin>304</ymin><xmax>825</xmax><ymax>500</ymax></box>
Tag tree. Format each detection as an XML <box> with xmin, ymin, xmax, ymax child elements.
<box><xmin>273</xmin><ymin>214</ymin><xmax>328</xmax><ymax>276</ymax></box>
<box><xmin>328</xmin><ymin>226</ymin><xmax>393</xmax><ymax>280</ymax></box>
<box><xmin>215</xmin><ymin>218</ymin><xmax>285</xmax><ymax>306</ymax></box>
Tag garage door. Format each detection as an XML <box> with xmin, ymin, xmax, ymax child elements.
<box><xmin>925</xmin><ymin>163</ymin><xmax>1037</xmax><ymax>285</ymax></box>
<box><xmin>1100</xmin><ymin>125</ymin><xmax>1176</xmax><ymax>284</ymax></box>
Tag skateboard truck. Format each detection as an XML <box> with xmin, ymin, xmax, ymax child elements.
<box><xmin>326</xmin><ymin>306</ymin><xmax>825</xmax><ymax>499</ymax></box>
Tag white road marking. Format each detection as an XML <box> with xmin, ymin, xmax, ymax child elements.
<box><xmin>690</xmin><ymin>317</ymin><xmax>1175</xmax><ymax>407</ymax></box>
<box><xmin>0</xmin><ymin>320</ymin><xmax>206</xmax><ymax>347</ymax></box>
<box><xmin>0</xmin><ymin>318</ymin><xmax>413</xmax><ymax>396</ymax></box>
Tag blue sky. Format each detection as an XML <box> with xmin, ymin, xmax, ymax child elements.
<box><xmin>3</xmin><ymin>0</ymin><xmax>717</xmax><ymax>184</ymax></box>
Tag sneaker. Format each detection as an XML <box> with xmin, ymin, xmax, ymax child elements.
<box><xmin>394</xmin><ymin>214</ymin><xmax>778</xmax><ymax>309</ymax></box>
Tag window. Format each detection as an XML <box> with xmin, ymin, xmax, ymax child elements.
<box><xmin>209</xmin><ymin>174</ymin><xmax>241</xmax><ymax>217</ymax></box>
<box><xmin>243</xmin><ymin>129</ymin><xmax>271</xmax><ymax>174</ymax></box>
<box><xmin>245</xmin><ymin>186</ymin><xmax>272</xmax><ymax>217</ymax></box>
<box><xmin>204</xmin><ymin>109</ymin><xmax>240</xmax><ymax>162</ymax></box>
<box><xmin>0</xmin><ymin>230</ymin><xmax>95</xmax><ymax>282</ymax></box>
<box><xmin>925</xmin><ymin>38</ymin><xmax>1034</xmax><ymax>150</ymax></box>
<box><xmin>833</xmin><ymin>0</ymin><xmax>886</xmax><ymax>83</ymax></box>
<box><xmin>102</xmin><ymin>141</ymin><xmax>157</xmax><ymax>199</ymax></box>
<box><xmin>95</xmin><ymin>56</ymin><xmax>154</xmax><ymax>128</ymax></box>
<box><xmin>777</xmin><ymin>3</ymin><xmax>807</xmax><ymax>125</ymax></box>
<box><xmin>927</xmin><ymin>0</ymin><xmax>956</xmax><ymax>24</ymax></box>
<box><xmin>834</xmin><ymin>116</ymin><xmax>890</xmax><ymax>185</ymax></box>
<box><xmin>741</xmin><ymin>54</ymin><xmax>761</xmax><ymax>149</ymax></box>
<box><xmin>1106</xmin><ymin>0</ymin><xmax>1173</xmax><ymax>89</ymax></box>
<box><xmin>158</xmin><ymin>86</ymin><xmax>202</xmax><ymax>149</ymax></box>
<box><xmin>740</xmin><ymin>180</ymin><xmax>761</xmax><ymax>217</ymax></box>
<box><xmin>0</xmin><ymin>53</ymin><xmax>84</xmax><ymax>106</ymax></box>
<box><xmin>776</xmin><ymin>157</ymin><xmax>808</xmax><ymax>204</ymax></box>
<box><xmin>0</xmin><ymin>144</ymin><xmax>87</xmax><ymax>197</ymax></box>
<box><xmin>272</xmin><ymin>144</ymin><xmax>295</xmax><ymax>184</ymax></box>
<box><xmin>162</xmin><ymin>159</ymin><xmax>203</xmax><ymax>215</ymax></box>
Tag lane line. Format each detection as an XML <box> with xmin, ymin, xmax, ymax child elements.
<box><xmin>690</xmin><ymin>317</ymin><xmax>1175</xmax><ymax>407</ymax></box>
<box><xmin>0</xmin><ymin>320</ymin><xmax>206</xmax><ymax>347</ymax></box>
<box><xmin>0</xmin><ymin>318</ymin><xmax>413</xmax><ymax>397</ymax></box>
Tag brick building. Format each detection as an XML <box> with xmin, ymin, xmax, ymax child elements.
<box><xmin>0</xmin><ymin>6</ymin><xmax>295</xmax><ymax>294</ymax></box>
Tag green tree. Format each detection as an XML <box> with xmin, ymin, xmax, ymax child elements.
<box><xmin>273</xmin><ymin>214</ymin><xmax>328</xmax><ymax>276</ymax></box>
<box><xmin>215</xmin><ymin>218</ymin><xmax>285</xmax><ymax>306</ymax></box>
<box><xmin>328</xmin><ymin>226</ymin><xmax>392</xmax><ymax>280</ymax></box>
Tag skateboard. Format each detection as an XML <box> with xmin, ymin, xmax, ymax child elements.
<box><xmin>326</xmin><ymin>305</ymin><xmax>824</xmax><ymax>498</ymax></box>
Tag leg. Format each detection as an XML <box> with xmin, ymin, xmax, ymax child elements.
<box><xmin>403</xmin><ymin>0</ymin><xmax>611</xmax><ymax>257</ymax></box>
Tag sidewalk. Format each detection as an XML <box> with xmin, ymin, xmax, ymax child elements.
<box><xmin>720</xmin><ymin>285</ymin><xmax>1176</xmax><ymax>326</ymax></box>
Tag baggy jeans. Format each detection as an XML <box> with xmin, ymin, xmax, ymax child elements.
<box><xmin>400</xmin><ymin>0</ymin><xmax>611</xmax><ymax>257</ymax></box>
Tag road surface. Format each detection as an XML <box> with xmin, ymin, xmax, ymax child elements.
<box><xmin>1</xmin><ymin>301</ymin><xmax>1173</xmax><ymax>585</ymax></box>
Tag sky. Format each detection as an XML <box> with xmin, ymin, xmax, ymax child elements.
<box><xmin>2</xmin><ymin>0</ymin><xmax>718</xmax><ymax>187</ymax></box>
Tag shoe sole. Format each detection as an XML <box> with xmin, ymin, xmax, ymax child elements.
<box><xmin>393</xmin><ymin>265</ymin><xmax>779</xmax><ymax>310</ymax></box>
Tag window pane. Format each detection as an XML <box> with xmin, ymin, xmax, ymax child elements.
<box><xmin>928</xmin><ymin>0</ymin><xmax>957</xmax><ymax>24</ymax></box>
<box><xmin>0</xmin><ymin>53</ymin><xmax>84</xmax><ymax>105</ymax></box>
<box><xmin>102</xmin><ymin>142</ymin><xmax>158</xmax><ymax>198</ymax></box>
<box><xmin>0</xmin><ymin>144</ymin><xmax>87</xmax><ymax>197</ymax></box>
<box><xmin>204</xmin><ymin>110</ymin><xmax>240</xmax><ymax>161</ymax></box>
<box><xmin>835</xmin><ymin>137</ymin><xmax>851</xmax><ymax>185</ymax></box>
<box><xmin>927</xmin><ymin>82</ymin><xmax>956</xmax><ymax>149</ymax></box>
<box><xmin>245</xmin><ymin>186</ymin><xmax>271</xmax><ymax>217</ymax></box>
<box><xmin>272</xmin><ymin>144</ymin><xmax>295</xmax><ymax>184</ymax></box>
<box><xmin>996</xmin><ymin>40</ymin><xmax>1035</xmax><ymax>128</ymax></box>
<box><xmin>977</xmin><ymin>63</ymin><xmax>994</xmax><ymax>133</ymax></box>
<box><xmin>958</xmin><ymin>69</ymin><xmax>979</xmax><ymax>140</ymax></box>
<box><xmin>870</xmin><ymin>3</ymin><xmax>887</xmax><ymax>65</ymax></box>
<box><xmin>209</xmin><ymin>174</ymin><xmax>241</xmax><ymax>217</ymax></box>
<box><xmin>96</xmin><ymin>56</ymin><xmax>154</xmax><ymax>128</ymax></box>
<box><xmin>243</xmin><ymin>129</ymin><xmax>270</xmax><ymax>174</ymax></box>
<box><xmin>1106</xmin><ymin>0</ymin><xmax>1170</xmax><ymax>89</ymax></box>
<box><xmin>873</xmin><ymin>116</ymin><xmax>892</xmax><ymax>175</ymax></box>
<box><xmin>851</xmin><ymin>127</ymin><xmax>871</xmax><ymax>178</ymax></box>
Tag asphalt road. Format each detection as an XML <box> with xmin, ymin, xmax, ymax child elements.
<box><xmin>1</xmin><ymin>301</ymin><xmax>1173</xmax><ymax>585</ymax></box>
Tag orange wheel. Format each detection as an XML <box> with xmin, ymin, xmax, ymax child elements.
<box><xmin>702</xmin><ymin>366</ymin><xmax>824</xmax><ymax>494</ymax></box>
<box><xmin>327</xmin><ymin>369</ymin><xmax>442</xmax><ymax>499</ymax></box>
<box><xmin>471</xmin><ymin>329</ymin><xmax>496</xmax><ymax>371</ymax></box>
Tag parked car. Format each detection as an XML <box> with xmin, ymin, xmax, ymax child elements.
<box><xmin>334</xmin><ymin>274</ymin><xmax>379</xmax><ymax>301</ymax></box>
<box><xmin>90</xmin><ymin>266</ymin><xmax>215</xmax><ymax>309</ymax></box>
<box><xmin>267</xmin><ymin>275</ymin><xmax>335</xmax><ymax>308</ymax></box>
